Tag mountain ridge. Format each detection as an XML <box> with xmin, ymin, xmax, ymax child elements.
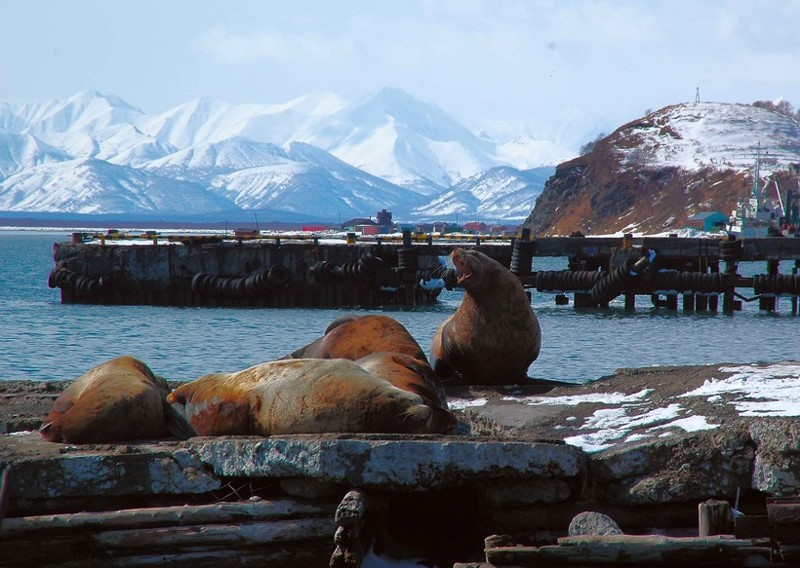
<box><xmin>0</xmin><ymin>89</ymin><xmax>567</xmax><ymax>222</ymax></box>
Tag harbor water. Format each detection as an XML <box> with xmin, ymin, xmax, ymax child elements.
<box><xmin>2</xmin><ymin>230</ymin><xmax>800</xmax><ymax>385</ymax></box>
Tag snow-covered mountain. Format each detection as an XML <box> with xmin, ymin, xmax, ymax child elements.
<box><xmin>299</xmin><ymin>87</ymin><xmax>500</xmax><ymax>195</ymax></box>
<box><xmin>208</xmin><ymin>142</ymin><xmax>428</xmax><ymax>219</ymax></box>
<box><xmin>413</xmin><ymin>166</ymin><xmax>554</xmax><ymax>222</ymax></box>
<box><xmin>0</xmin><ymin>158</ymin><xmax>234</xmax><ymax>215</ymax></box>
<box><xmin>0</xmin><ymin>89</ymin><xmax>567</xmax><ymax>222</ymax></box>
<box><xmin>525</xmin><ymin>102</ymin><xmax>800</xmax><ymax>236</ymax></box>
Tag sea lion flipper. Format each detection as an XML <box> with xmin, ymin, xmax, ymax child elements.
<box><xmin>431</xmin><ymin>319</ymin><xmax>468</xmax><ymax>385</ymax></box>
<box><xmin>399</xmin><ymin>358</ymin><xmax>449</xmax><ymax>408</ymax></box>
<box><xmin>39</xmin><ymin>421</ymin><xmax>56</xmax><ymax>441</ymax></box>
<box><xmin>165</xmin><ymin>402</ymin><xmax>197</xmax><ymax>440</ymax></box>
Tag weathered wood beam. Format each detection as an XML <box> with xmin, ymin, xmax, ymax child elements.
<box><xmin>90</xmin><ymin>518</ymin><xmax>336</xmax><ymax>551</ymax></box>
<box><xmin>0</xmin><ymin>499</ymin><xmax>334</xmax><ymax>537</ymax></box>
<box><xmin>486</xmin><ymin>535</ymin><xmax>773</xmax><ymax>566</ymax></box>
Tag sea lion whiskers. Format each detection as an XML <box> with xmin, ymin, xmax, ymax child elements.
<box><xmin>427</xmin><ymin>261</ymin><xmax>449</xmax><ymax>280</ymax></box>
<box><xmin>397</xmin><ymin>403</ymin><xmax>432</xmax><ymax>427</ymax></box>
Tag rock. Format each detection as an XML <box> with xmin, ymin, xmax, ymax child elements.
<box><xmin>750</xmin><ymin>420</ymin><xmax>800</xmax><ymax>496</ymax></box>
<box><xmin>187</xmin><ymin>436</ymin><xmax>584</xmax><ymax>490</ymax></box>
<box><xmin>568</xmin><ymin>511</ymin><xmax>623</xmax><ymax>536</ymax></box>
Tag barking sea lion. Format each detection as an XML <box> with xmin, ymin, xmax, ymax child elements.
<box><xmin>430</xmin><ymin>247</ymin><xmax>542</xmax><ymax>385</ymax></box>
<box><xmin>167</xmin><ymin>358</ymin><xmax>457</xmax><ymax>436</ymax></box>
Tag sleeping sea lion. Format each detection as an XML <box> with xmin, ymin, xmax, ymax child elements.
<box><xmin>430</xmin><ymin>247</ymin><xmax>542</xmax><ymax>385</ymax></box>
<box><xmin>284</xmin><ymin>314</ymin><xmax>426</xmax><ymax>362</ymax></box>
<box><xmin>40</xmin><ymin>355</ymin><xmax>176</xmax><ymax>443</ymax></box>
<box><xmin>167</xmin><ymin>358</ymin><xmax>457</xmax><ymax>436</ymax></box>
<box><xmin>354</xmin><ymin>351</ymin><xmax>449</xmax><ymax>411</ymax></box>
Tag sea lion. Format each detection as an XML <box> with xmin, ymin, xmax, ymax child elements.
<box><xmin>40</xmin><ymin>355</ymin><xmax>176</xmax><ymax>444</ymax></box>
<box><xmin>354</xmin><ymin>351</ymin><xmax>448</xmax><ymax>410</ymax></box>
<box><xmin>430</xmin><ymin>247</ymin><xmax>542</xmax><ymax>385</ymax></box>
<box><xmin>284</xmin><ymin>314</ymin><xmax>427</xmax><ymax>362</ymax></box>
<box><xmin>167</xmin><ymin>358</ymin><xmax>457</xmax><ymax>436</ymax></box>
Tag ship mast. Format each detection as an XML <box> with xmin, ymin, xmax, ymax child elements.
<box><xmin>750</xmin><ymin>142</ymin><xmax>762</xmax><ymax>211</ymax></box>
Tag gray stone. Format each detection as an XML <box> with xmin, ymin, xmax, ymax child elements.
<box><xmin>568</xmin><ymin>511</ymin><xmax>623</xmax><ymax>536</ymax></box>
<box><xmin>750</xmin><ymin>420</ymin><xmax>800</xmax><ymax>496</ymax></box>
<box><xmin>8</xmin><ymin>444</ymin><xmax>220</xmax><ymax>499</ymax></box>
<box><xmin>593</xmin><ymin>426</ymin><xmax>755</xmax><ymax>505</ymax></box>
<box><xmin>187</xmin><ymin>436</ymin><xmax>584</xmax><ymax>489</ymax></box>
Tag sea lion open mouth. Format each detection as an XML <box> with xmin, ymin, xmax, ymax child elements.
<box><xmin>452</xmin><ymin>248</ymin><xmax>473</xmax><ymax>285</ymax></box>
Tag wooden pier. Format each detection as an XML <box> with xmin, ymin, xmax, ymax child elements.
<box><xmin>48</xmin><ymin>230</ymin><xmax>800</xmax><ymax>314</ymax></box>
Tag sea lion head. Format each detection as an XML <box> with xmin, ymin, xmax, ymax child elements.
<box><xmin>375</xmin><ymin>389</ymin><xmax>459</xmax><ymax>434</ymax></box>
<box><xmin>451</xmin><ymin>248</ymin><xmax>508</xmax><ymax>296</ymax></box>
<box><xmin>39</xmin><ymin>355</ymin><xmax>172</xmax><ymax>444</ymax></box>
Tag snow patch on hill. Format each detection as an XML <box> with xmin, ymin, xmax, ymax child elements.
<box><xmin>617</xmin><ymin>102</ymin><xmax>800</xmax><ymax>174</ymax></box>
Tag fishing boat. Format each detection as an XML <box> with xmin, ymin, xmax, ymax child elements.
<box><xmin>727</xmin><ymin>144</ymin><xmax>782</xmax><ymax>238</ymax></box>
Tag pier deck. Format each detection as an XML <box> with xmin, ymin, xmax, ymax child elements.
<box><xmin>48</xmin><ymin>231</ymin><xmax>800</xmax><ymax>313</ymax></box>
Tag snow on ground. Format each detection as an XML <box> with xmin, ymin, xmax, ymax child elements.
<box><xmin>500</xmin><ymin>389</ymin><xmax>653</xmax><ymax>406</ymax></box>
<box><xmin>682</xmin><ymin>363</ymin><xmax>800</xmax><ymax>417</ymax></box>
<box><xmin>447</xmin><ymin>397</ymin><xmax>488</xmax><ymax>410</ymax></box>
<box><xmin>448</xmin><ymin>362</ymin><xmax>800</xmax><ymax>454</ymax></box>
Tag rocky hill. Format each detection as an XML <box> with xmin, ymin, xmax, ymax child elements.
<box><xmin>524</xmin><ymin>102</ymin><xmax>800</xmax><ymax>236</ymax></box>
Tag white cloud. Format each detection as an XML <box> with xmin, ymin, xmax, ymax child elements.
<box><xmin>4</xmin><ymin>0</ymin><xmax>800</xmax><ymax>143</ymax></box>
<box><xmin>197</xmin><ymin>25</ymin><xmax>354</xmax><ymax>65</ymax></box>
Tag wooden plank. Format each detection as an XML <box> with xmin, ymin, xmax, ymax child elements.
<box><xmin>698</xmin><ymin>499</ymin><xmax>731</xmax><ymax>536</ymax></box>
<box><xmin>486</xmin><ymin>535</ymin><xmax>773</xmax><ymax>566</ymax></box>
<box><xmin>90</xmin><ymin>518</ymin><xmax>336</xmax><ymax>551</ymax></box>
<box><xmin>0</xmin><ymin>499</ymin><xmax>334</xmax><ymax>537</ymax></box>
<box><xmin>743</xmin><ymin>237</ymin><xmax>800</xmax><ymax>261</ymax></box>
<box><xmin>49</xmin><ymin>544</ymin><xmax>331</xmax><ymax>568</ymax></box>
<box><xmin>768</xmin><ymin>501</ymin><xmax>800</xmax><ymax>525</ymax></box>
<box><xmin>554</xmin><ymin>534</ymin><xmax>766</xmax><ymax>548</ymax></box>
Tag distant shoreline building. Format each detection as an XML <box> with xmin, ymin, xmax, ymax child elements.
<box><xmin>341</xmin><ymin>209</ymin><xmax>394</xmax><ymax>235</ymax></box>
<box><xmin>686</xmin><ymin>211</ymin><xmax>728</xmax><ymax>233</ymax></box>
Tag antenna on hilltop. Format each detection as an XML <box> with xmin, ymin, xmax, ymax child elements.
<box><xmin>695</xmin><ymin>87</ymin><xmax>700</xmax><ymax>103</ymax></box>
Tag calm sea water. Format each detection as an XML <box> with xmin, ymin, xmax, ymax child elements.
<box><xmin>2</xmin><ymin>230</ymin><xmax>799</xmax><ymax>384</ymax></box>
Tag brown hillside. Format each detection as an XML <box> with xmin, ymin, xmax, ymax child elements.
<box><xmin>523</xmin><ymin>103</ymin><xmax>800</xmax><ymax>236</ymax></box>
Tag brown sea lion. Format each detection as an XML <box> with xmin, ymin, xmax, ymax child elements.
<box><xmin>284</xmin><ymin>314</ymin><xmax>427</xmax><ymax>362</ymax></box>
<box><xmin>430</xmin><ymin>247</ymin><xmax>542</xmax><ymax>385</ymax></box>
<box><xmin>40</xmin><ymin>355</ymin><xmax>176</xmax><ymax>444</ymax></box>
<box><xmin>167</xmin><ymin>358</ymin><xmax>457</xmax><ymax>436</ymax></box>
<box><xmin>354</xmin><ymin>351</ymin><xmax>448</xmax><ymax>410</ymax></box>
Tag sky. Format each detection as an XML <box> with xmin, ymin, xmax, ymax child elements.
<box><xmin>2</xmin><ymin>0</ymin><xmax>800</xmax><ymax>150</ymax></box>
